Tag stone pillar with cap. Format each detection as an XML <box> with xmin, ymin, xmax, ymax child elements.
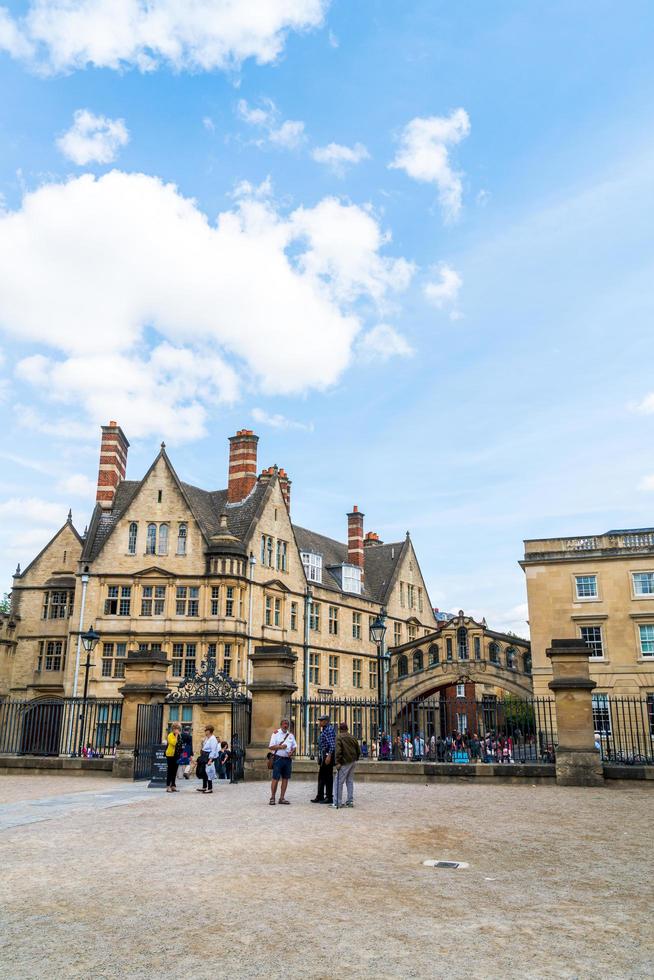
<box><xmin>547</xmin><ymin>638</ymin><xmax>603</xmax><ymax>786</ymax></box>
<box><xmin>112</xmin><ymin>650</ymin><xmax>171</xmax><ymax>779</ymax></box>
<box><xmin>247</xmin><ymin>644</ymin><xmax>297</xmax><ymax>777</ymax></box>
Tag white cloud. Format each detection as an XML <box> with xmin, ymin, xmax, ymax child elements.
<box><xmin>237</xmin><ymin>98</ymin><xmax>306</xmax><ymax>150</ymax></box>
<box><xmin>637</xmin><ymin>475</ymin><xmax>654</xmax><ymax>491</ymax></box>
<box><xmin>311</xmin><ymin>141</ymin><xmax>369</xmax><ymax>177</ymax></box>
<box><xmin>471</xmin><ymin>603</ymin><xmax>530</xmax><ymax>640</ymax></box>
<box><xmin>390</xmin><ymin>108</ymin><xmax>470</xmax><ymax>222</ymax></box>
<box><xmin>632</xmin><ymin>392</ymin><xmax>654</xmax><ymax>414</ymax></box>
<box><xmin>202</xmin><ymin>116</ymin><xmax>215</xmax><ymax>132</ymax></box>
<box><xmin>58</xmin><ymin>473</ymin><xmax>96</xmax><ymax>497</ymax></box>
<box><xmin>0</xmin><ymin>496</ymin><xmax>64</xmax><ymax>526</ymax></box>
<box><xmin>476</xmin><ymin>188</ymin><xmax>491</xmax><ymax>207</ymax></box>
<box><xmin>251</xmin><ymin>408</ymin><xmax>313</xmax><ymax>431</ymax></box>
<box><xmin>14</xmin><ymin>404</ymin><xmax>95</xmax><ymax>440</ymax></box>
<box><xmin>357</xmin><ymin>324</ymin><xmax>414</xmax><ymax>362</ymax></box>
<box><xmin>57</xmin><ymin>109</ymin><xmax>129</xmax><ymax>166</ymax></box>
<box><xmin>0</xmin><ymin>496</ymin><xmax>75</xmax><ymax>570</ymax></box>
<box><xmin>290</xmin><ymin>197</ymin><xmax>414</xmax><ymax>303</ymax></box>
<box><xmin>0</xmin><ymin>171</ymin><xmax>412</xmax><ymax>442</ymax></box>
<box><xmin>0</xmin><ymin>0</ymin><xmax>329</xmax><ymax>74</ymax></box>
<box><xmin>424</xmin><ymin>263</ymin><xmax>463</xmax><ymax>319</ymax></box>
<box><xmin>229</xmin><ymin>175</ymin><xmax>274</xmax><ymax>200</ymax></box>
<box><xmin>269</xmin><ymin>119</ymin><xmax>305</xmax><ymax>149</ymax></box>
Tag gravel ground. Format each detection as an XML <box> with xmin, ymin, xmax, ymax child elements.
<box><xmin>0</xmin><ymin>775</ymin><xmax>652</xmax><ymax>980</ymax></box>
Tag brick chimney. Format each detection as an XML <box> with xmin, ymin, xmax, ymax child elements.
<box><xmin>364</xmin><ymin>531</ymin><xmax>383</xmax><ymax>547</ymax></box>
<box><xmin>95</xmin><ymin>420</ymin><xmax>129</xmax><ymax>510</ymax></box>
<box><xmin>347</xmin><ymin>505</ymin><xmax>365</xmax><ymax>570</ymax></box>
<box><xmin>278</xmin><ymin>468</ymin><xmax>291</xmax><ymax>513</ymax></box>
<box><xmin>228</xmin><ymin>429</ymin><xmax>259</xmax><ymax>503</ymax></box>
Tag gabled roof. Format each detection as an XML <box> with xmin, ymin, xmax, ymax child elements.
<box><xmin>81</xmin><ymin>448</ymin><xmax>270</xmax><ymax>563</ymax></box>
<box><xmin>17</xmin><ymin>516</ymin><xmax>83</xmax><ymax>579</ymax></box>
<box><xmin>292</xmin><ymin>525</ymin><xmax>405</xmax><ymax>603</ymax></box>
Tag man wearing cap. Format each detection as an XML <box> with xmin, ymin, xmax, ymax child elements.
<box><xmin>311</xmin><ymin>714</ymin><xmax>336</xmax><ymax>804</ymax></box>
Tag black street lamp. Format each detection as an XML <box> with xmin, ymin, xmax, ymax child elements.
<box><xmin>78</xmin><ymin>624</ymin><xmax>100</xmax><ymax>755</ymax></box>
<box><xmin>369</xmin><ymin>610</ymin><xmax>387</xmax><ymax>750</ymax></box>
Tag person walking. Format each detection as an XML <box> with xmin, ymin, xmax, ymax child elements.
<box><xmin>165</xmin><ymin>722</ymin><xmax>182</xmax><ymax>793</ymax></box>
<box><xmin>196</xmin><ymin>725</ymin><xmax>219</xmax><ymax>795</ymax></box>
<box><xmin>333</xmin><ymin>722</ymin><xmax>361</xmax><ymax>809</ymax></box>
<box><xmin>268</xmin><ymin>718</ymin><xmax>297</xmax><ymax>805</ymax></box>
<box><xmin>311</xmin><ymin>714</ymin><xmax>335</xmax><ymax>804</ymax></box>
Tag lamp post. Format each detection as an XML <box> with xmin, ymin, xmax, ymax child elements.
<box><xmin>303</xmin><ymin>584</ymin><xmax>313</xmax><ymax>751</ymax></box>
<box><xmin>369</xmin><ymin>610</ymin><xmax>387</xmax><ymax>750</ymax></box>
<box><xmin>78</xmin><ymin>624</ymin><xmax>100</xmax><ymax>755</ymax></box>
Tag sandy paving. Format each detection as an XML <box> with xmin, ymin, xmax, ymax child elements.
<box><xmin>0</xmin><ymin>775</ymin><xmax>652</xmax><ymax>979</ymax></box>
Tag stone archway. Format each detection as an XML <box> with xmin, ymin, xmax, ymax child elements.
<box><xmin>391</xmin><ymin>658</ymin><xmax>534</xmax><ymax>701</ymax></box>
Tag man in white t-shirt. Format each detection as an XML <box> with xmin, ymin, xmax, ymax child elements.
<box><xmin>268</xmin><ymin>718</ymin><xmax>297</xmax><ymax>805</ymax></box>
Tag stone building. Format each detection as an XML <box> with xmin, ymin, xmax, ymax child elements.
<box><xmin>1</xmin><ymin>423</ymin><xmax>438</xmax><ymax>720</ymax></box>
<box><xmin>521</xmin><ymin>528</ymin><xmax>654</xmax><ymax>700</ymax></box>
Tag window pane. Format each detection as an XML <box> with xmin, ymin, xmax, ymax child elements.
<box><xmin>633</xmin><ymin>572</ymin><xmax>654</xmax><ymax>595</ymax></box>
<box><xmin>575</xmin><ymin>575</ymin><xmax>597</xmax><ymax>598</ymax></box>
<box><xmin>639</xmin><ymin>624</ymin><xmax>654</xmax><ymax>655</ymax></box>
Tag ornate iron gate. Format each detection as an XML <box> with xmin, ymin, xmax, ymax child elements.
<box><xmin>134</xmin><ymin>702</ymin><xmax>164</xmax><ymax>780</ymax></box>
<box><xmin>166</xmin><ymin>656</ymin><xmax>251</xmax><ymax>782</ymax></box>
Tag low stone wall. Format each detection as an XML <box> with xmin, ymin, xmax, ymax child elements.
<box><xmin>0</xmin><ymin>755</ymin><xmax>114</xmax><ymax>777</ymax></box>
<box><xmin>603</xmin><ymin>765</ymin><xmax>654</xmax><ymax>782</ymax></box>
<box><xmin>246</xmin><ymin>758</ymin><xmax>557</xmax><ymax>784</ymax></box>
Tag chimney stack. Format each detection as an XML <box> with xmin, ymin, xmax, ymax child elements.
<box><xmin>228</xmin><ymin>429</ymin><xmax>259</xmax><ymax>503</ymax></box>
<box><xmin>364</xmin><ymin>531</ymin><xmax>383</xmax><ymax>547</ymax></box>
<box><xmin>347</xmin><ymin>505</ymin><xmax>365</xmax><ymax>571</ymax></box>
<box><xmin>278</xmin><ymin>468</ymin><xmax>292</xmax><ymax>513</ymax></box>
<box><xmin>95</xmin><ymin>421</ymin><xmax>129</xmax><ymax>510</ymax></box>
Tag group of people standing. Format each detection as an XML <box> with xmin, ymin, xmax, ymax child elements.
<box><xmin>267</xmin><ymin>714</ymin><xmax>361</xmax><ymax>808</ymax></box>
<box><xmin>164</xmin><ymin>724</ymin><xmax>237</xmax><ymax>794</ymax></box>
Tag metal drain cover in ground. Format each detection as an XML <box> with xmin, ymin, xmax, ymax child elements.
<box><xmin>423</xmin><ymin>860</ymin><xmax>469</xmax><ymax>869</ymax></box>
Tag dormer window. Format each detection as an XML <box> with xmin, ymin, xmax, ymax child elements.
<box><xmin>301</xmin><ymin>552</ymin><xmax>322</xmax><ymax>584</ymax></box>
<box><xmin>341</xmin><ymin>564</ymin><xmax>362</xmax><ymax>595</ymax></box>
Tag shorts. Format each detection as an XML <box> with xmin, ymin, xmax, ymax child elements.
<box><xmin>272</xmin><ymin>756</ymin><xmax>292</xmax><ymax>781</ymax></box>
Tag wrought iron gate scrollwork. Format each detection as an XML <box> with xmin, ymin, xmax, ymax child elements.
<box><xmin>166</xmin><ymin>658</ymin><xmax>247</xmax><ymax>703</ymax></box>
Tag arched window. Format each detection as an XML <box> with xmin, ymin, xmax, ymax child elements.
<box><xmin>429</xmin><ymin>643</ymin><xmax>439</xmax><ymax>665</ymax></box>
<box><xmin>489</xmin><ymin>641</ymin><xmax>500</xmax><ymax>664</ymax></box>
<box><xmin>446</xmin><ymin>637</ymin><xmax>453</xmax><ymax>661</ymax></box>
<box><xmin>128</xmin><ymin>522</ymin><xmax>137</xmax><ymax>555</ymax></box>
<box><xmin>413</xmin><ymin>650</ymin><xmax>424</xmax><ymax>672</ymax></box>
<box><xmin>457</xmin><ymin>627</ymin><xmax>468</xmax><ymax>660</ymax></box>
<box><xmin>473</xmin><ymin>635</ymin><xmax>481</xmax><ymax>660</ymax></box>
<box><xmin>146</xmin><ymin>523</ymin><xmax>157</xmax><ymax>555</ymax></box>
<box><xmin>398</xmin><ymin>655</ymin><xmax>408</xmax><ymax>678</ymax></box>
<box><xmin>506</xmin><ymin>647</ymin><xmax>517</xmax><ymax>670</ymax></box>
<box><xmin>177</xmin><ymin>523</ymin><xmax>187</xmax><ymax>555</ymax></box>
<box><xmin>523</xmin><ymin>652</ymin><xmax>532</xmax><ymax>674</ymax></box>
<box><xmin>158</xmin><ymin>524</ymin><xmax>169</xmax><ymax>555</ymax></box>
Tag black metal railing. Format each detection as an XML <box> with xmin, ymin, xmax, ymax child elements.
<box><xmin>0</xmin><ymin>698</ymin><xmax>123</xmax><ymax>757</ymax></box>
<box><xmin>286</xmin><ymin>695</ymin><xmax>557</xmax><ymax>764</ymax></box>
<box><xmin>595</xmin><ymin>697</ymin><xmax>654</xmax><ymax>765</ymax></box>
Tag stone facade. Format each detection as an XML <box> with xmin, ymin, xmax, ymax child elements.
<box><xmin>521</xmin><ymin>529</ymin><xmax>654</xmax><ymax>698</ymax></box>
<box><xmin>3</xmin><ymin>425</ymin><xmax>437</xmax><ymax>731</ymax></box>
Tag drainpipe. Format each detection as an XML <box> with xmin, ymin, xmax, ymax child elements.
<box><xmin>303</xmin><ymin>585</ymin><xmax>313</xmax><ymax>748</ymax></box>
<box><xmin>246</xmin><ymin>554</ymin><xmax>256</xmax><ymax>687</ymax></box>
<box><xmin>72</xmin><ymin>572</ymin><xmax>89</xmax><ymax>698</ymax></box>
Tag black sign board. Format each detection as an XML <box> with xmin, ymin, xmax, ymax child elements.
<box><xmin>148</xmin><ymin>743</ymin><xmax>168</xmax><ymax>788</ymax></box>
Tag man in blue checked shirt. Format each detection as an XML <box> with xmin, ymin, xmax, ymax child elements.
<box><xmin>311</xmin><ymin>714</ymin><xmax>336</xmax><ymax>804</ymax></box>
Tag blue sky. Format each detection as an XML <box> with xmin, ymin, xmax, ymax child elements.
<box><xmin>1</xmin><ymin>0</ymin><xmax>653</xmax><ymax>634</ymax></box>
